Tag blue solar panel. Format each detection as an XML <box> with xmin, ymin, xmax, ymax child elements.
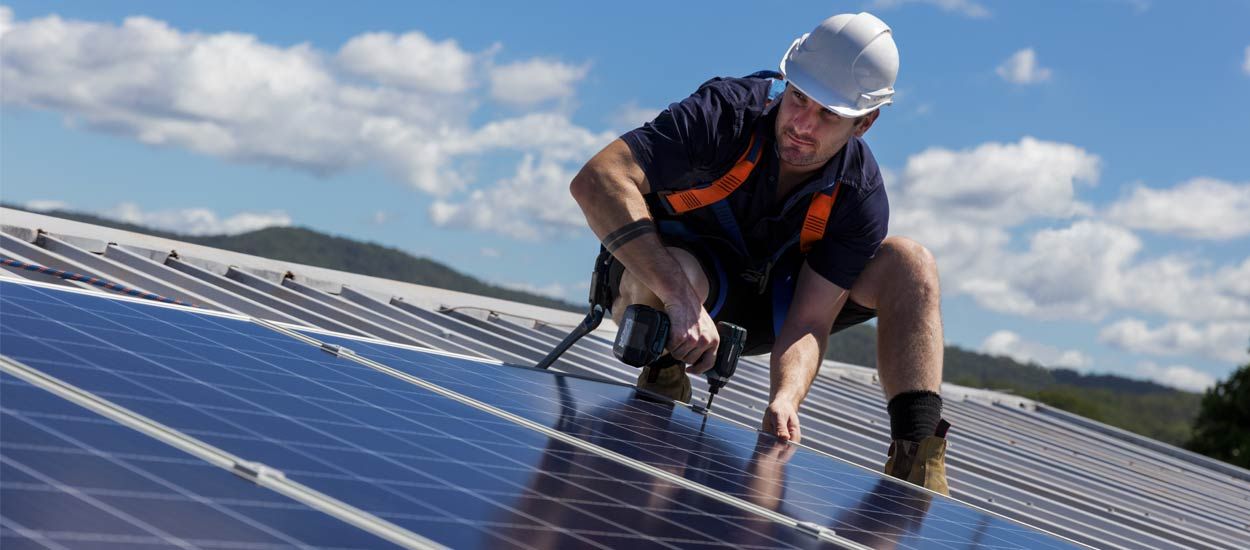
<box><xmin>301</xmin><ymin>330</ymin><xmax>1080</xmax><ymax>550</ymax></box>
<box><xmin>1</xmin><ymin>280</ymin><xmax>1083</xmax><ymax>548</ymax></box>
<box><xmin>1</xmin><ymin>281</ymin><xmax>843</xmax><ymax>548</ymax></box>
<box><xmin>0</xmin><ymin>372</ymin><xmax>399</xmax><ymax>549</ymax></box>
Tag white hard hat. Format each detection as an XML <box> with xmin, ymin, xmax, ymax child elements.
<box><xmin>779</xmin><ymin>12</ymin><xmax>899</xmax><ymax>118</ymax></box>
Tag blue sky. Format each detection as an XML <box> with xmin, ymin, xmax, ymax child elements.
<box><xmin>3</xmin><ymin>0</ymin><xmax>1248</xmax><ymax>391</ymax></box>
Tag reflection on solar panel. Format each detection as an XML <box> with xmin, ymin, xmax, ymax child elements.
<box><xmin>0</xmin><ymin>279</ymin><xmax>1081</xmax><ymax>549</ymax></box>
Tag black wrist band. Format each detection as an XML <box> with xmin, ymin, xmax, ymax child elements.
<box><xmin>603</xmin><ymin>220</ymin><xmax>657</xmax><ymax>252</ymax></box>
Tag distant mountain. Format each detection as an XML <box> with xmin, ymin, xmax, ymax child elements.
<box><xmin>826</xmin><ymin>325</ymin><xmax>1202</xmax><ymax>445</ymax></box>
<box><xmin>3</xmin><ymin>206</ymin><xmax>583</xmax><ymax>312</ymax></box>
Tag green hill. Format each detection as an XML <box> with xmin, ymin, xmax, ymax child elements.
<box><xmin>826</xmin><ymin>325</ymin><xmax>1202</xmax><ymax>445</ymax></box>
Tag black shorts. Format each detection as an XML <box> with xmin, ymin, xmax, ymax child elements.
<box><xmin>606</xmin><ymin>235</ymin><xmax>876</xmax><ymax>356</ymax></box>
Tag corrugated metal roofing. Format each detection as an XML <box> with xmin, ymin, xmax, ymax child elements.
<box><xmin>3</xmin><ymin>207</ymin><xmax>1248</xmax><ymax>549</ymax></box>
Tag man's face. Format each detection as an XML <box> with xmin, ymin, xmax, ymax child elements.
<box><xmin>774</xmin><ymin>84</ymin><xmax>876</xmax><ymax>169</ymax></box>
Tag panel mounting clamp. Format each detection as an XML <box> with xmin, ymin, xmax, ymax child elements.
<box><xmin>232</xmin><ymin>460</ymin><xmax>287</xmax><ymax>484</ymax></box>
<box><xmin>320</xmin><ymin>342</ymin><xmax>355</xmax><ymax>357</ymax></box>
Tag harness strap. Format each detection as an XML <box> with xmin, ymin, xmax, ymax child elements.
<box><xmin>660</xmin><ymin>133</ymin><xmax>764</xmax><ymax>214</ymax></box>
<box><xmin>800</xmin><ymin>182</ymin><xmax>841</xmax><ymax>254</ymax></box>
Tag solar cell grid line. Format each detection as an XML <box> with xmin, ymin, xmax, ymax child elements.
<box><xmin>0</xmin><ymin>372</ymin><xmax>410</xmax><ymax>550</ymax></box>
<box><xmin>295</xmin><ymin>331</ymin><xmax>1085</xmax><ymax>550</ymax></box>
<box><xmin>0</xmin><ymin>282</ymin><xmax>837</xmax><ymax>549</ymax></box>
<box><xmin>335</xmin><ymin>286</ymin><xmax>494</xmax><ymax>360</ymax></box>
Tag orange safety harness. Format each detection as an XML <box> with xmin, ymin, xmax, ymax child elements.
<box><xmin>657</xmin><ymin>132</ymin><xmax>841</xmax><ymax>255</ymax></box>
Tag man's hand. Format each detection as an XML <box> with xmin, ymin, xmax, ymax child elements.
<box><xmin>663</xmin><ymin>298</ymin><xmax>719</xmax><ymax>374</ymax></box>
<box><xmin>762</xmin><ymin>399</ymin><xmax>802</xmax><ymax>443</ymax></box>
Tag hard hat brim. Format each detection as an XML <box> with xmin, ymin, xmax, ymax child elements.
<box><xmin>779</xmin><ymin>35</ymin><xmax>893</xmax><ymax>119</ymax></box>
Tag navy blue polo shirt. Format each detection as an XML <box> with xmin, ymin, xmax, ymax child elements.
<box><xmin>621</xmin><ymin>76</ymin><xmax>889</xmax><ymax>290</ymax></box>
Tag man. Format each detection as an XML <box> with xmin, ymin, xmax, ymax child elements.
<box><xmin>569</xmin><ymin>12</ymin><xmax>950</xmax><ymax>494</ymax></box>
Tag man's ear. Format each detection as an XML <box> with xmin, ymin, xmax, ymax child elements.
<box><xmin>854</xmin><ymin>110</ymin><xmax>881</xmax><ymax>137</ymax></box>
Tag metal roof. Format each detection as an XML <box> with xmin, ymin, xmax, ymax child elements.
<box><xmin>3</xmin><ymin>207</ymin><xmax>1248</xmax><ymax>549</ymax></box>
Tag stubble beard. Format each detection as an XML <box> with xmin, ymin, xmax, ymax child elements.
<box><xmin>777</xmin><ymin>136</ymin><xmax>829</xmax><ymax>167</ymax></box>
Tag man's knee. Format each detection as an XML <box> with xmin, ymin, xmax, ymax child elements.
<box><xmin>613</xmin><ymin>246</ymin><xmax>710</xmax><ymax>315</ymax></box>
<box><xmin>853</xmin><ymin>237</ymin><xmax>939</xmax><ymax>309</ymax></box>
<box><xmin>882</xmin><ymin>237</ymin><xmax>938</xmax><ymax>281</ymax></box>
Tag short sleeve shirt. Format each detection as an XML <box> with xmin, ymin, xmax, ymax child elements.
<box><xmin>621</xmin><ymin>76</ymin><xmax>889</xmax><ymax>290</ymax></box>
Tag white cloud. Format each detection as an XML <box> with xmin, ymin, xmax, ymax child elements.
<box><xmin>887</xmin><ymin>136</ymin><xmax>1250</xmax><ymax>324</ymax></box>
<box><xmin>0</xmin><ymin>10</ymin><xmax>605</xmax><ymax>230</ymax></box>
<box><xmin>479</xmin><ymin>247</ymin><xmax>501</xmax><ymax>258</ymax></box>
<box><xmin>1106</xmin><ymin>178</ymin><xmax>1250</xmax><ymax>239</ymax></box>
<box><xmin>867</xmin><ymin>0</ymin><xmax>990</xmax><ymax>18</ymax></box>
<box><xmin>948</xmin><ymin>221</ymin><xmax>1250</xmax><ymax>322</ymax></box>
<box><xmin>488</xmin><ymin>58</ymin><xmax>589</xmax><ymax>106</ymax></box>
<box><xmin>1099</xmin><ymin>319</ymin><xmax>1250</xmax><ymax>364</ymax></box>
<box><xmin>24</xmin><ymin>199</ymin><xmax>71</xmax><ymax>212</ymax></box>
<box><xmin>1244</xmin><ymin>45</ymin><xmax>1250</xmax><ymax>76</ymax></box>
<box><xmin>1135</xmin><ymin>362</ymin><xmax>1216</xmax><ymax>392</ymax></box>
<box><xmin>893</xmin><ymin>137</ymin><xmax>1099</xmax><ymax>227</ymax></box>
<box><xmin>371</xmin><ymin>211</ymin><xmax>390</xmax><ymax>225</ymax></box>
<box><xmin>997</xmin><ymin>48</ymin><xmax>1052</xmax><ymax>84</ymax></box>
<box><xmin>98</xmin><ymin>202</ymin><xmax>291</xmax><ymax>235</ymax></box>
<box><xmin>0</xmin><ymin>6</ymin><xmax>12</xmax><ymax>37</ymax></box>
<box><xmin>980</xmin><ymin>330</ymin><xmax>1093</xmax><ymax>368</ymax></box>
<box><xmin>429</xmin><ymin>153</ymin><xmax>591</xmax><ymax>241</ymax></box>
<box><xmin>336</xmin><ymin>31</ymin><xmax>481</xmax><ymax>93</ymax></box>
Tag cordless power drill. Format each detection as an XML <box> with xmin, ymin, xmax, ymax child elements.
<box><xmin>613</xmin><ymin>304</ymin><xmax>747</xmax><ymax>412</ymax></box>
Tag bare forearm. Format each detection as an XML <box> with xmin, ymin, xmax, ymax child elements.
<box><xmin>769</xmin><ymin>330</ymin><xmax>826</xmax><ymax>406</ymax></box>
<box><xmin>570</xmin><ymin>141</ymin><xmax>697</xmax><ymax>305</ymax></box>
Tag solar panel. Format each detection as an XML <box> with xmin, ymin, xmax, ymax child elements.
<box><xmin>300</xmin><ymin>329</ymin><xmax>1081</xmax><ymax>550</ymax></box>
<box><xmin>0</xmin><ymin>282</ymin><xmax>829</xmax><ymax>547</ymax></box>
<box><xmin>0</xmin><ymin>373</ymin><xmax>400</xmax><ymax>549</ymax></box>
<box><xmin>1</xmin><ymin>279</ymin><xmax>1082</xmax><ymax>548</ymax></box>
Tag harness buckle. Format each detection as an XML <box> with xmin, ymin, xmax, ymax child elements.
<box><xmin>740</xmin><ymin>260</ymin><xmax>774</xmax><ymax>295</ymax></box>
